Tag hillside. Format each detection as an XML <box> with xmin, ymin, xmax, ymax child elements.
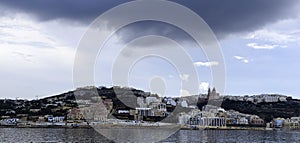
<box><xmin>197</xmin><ymin>97</ymin><xmax>300</xmax><ymax>122</ymax></box>
<box><xmin>1</xmin><ymin>86</ymin><xmax>300</xmax><ymax>123</ymax></box>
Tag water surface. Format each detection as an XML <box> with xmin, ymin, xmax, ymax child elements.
<box><xmin>1</xmin><ymin>128</ymin><xmax>300</xmax><ymax>142</ymax></box>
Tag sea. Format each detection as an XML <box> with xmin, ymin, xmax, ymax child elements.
<box><xmin>1</xmin><ymin>128</ymin><xmax>300</xmax><ymax>143</ymax></box>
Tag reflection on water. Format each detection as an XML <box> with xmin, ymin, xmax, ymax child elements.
<box><xmin>0</xmin><ymin>128</ymin><xmax>111</xmax><ymax>143</ymax></box>
<box><xmin>1</xmin><ymin>128</ymin><xmax>300</xmax><ymax>143</ymax></box>
<box><xmin>95</xmin><ymin>128</ymin><xmax>179</xmax><ymax>143</ymax></box>
<box><xmin>162</xmin><ymin>130</ymin><xmax>300</xmax><ymax>143</ymax></box>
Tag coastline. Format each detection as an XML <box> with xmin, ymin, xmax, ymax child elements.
<box><xmin>0</xmin><ymin>125</ymin><xmax>91</xmax><ymax>129</ymax></box>
<box><xmin>180</xmin><ymin>125</ymin><xmax>271</xmax><ymax>131</ymax></box>
<box><xmin>0</xmin><ymin>125</ymin><xmax>274</xmax><ymax>131</ymax></box>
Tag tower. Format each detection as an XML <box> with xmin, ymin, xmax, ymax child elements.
<box><xmin>207</xmin><ymin>88</ymin><xmax>211</xmax><ymax>98</ymax></box>
<box><xmin>208</xmin><ymin>87</ymin><xmax>220</xmax><ymax>100</ymax></box>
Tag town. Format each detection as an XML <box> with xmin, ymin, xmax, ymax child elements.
<box><xmin>1</xmin><ymin>86</ymin><xmax>300</xmax><ymax>130</ymax></box>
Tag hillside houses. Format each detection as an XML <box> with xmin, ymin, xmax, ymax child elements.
<box><xmin>224</xmin><ymin>94</ymin><xmax>289</xmax><ymax>104</ymax></box>
<box><xmin>178</xmin><ymin>105</ymin><xmax>266</xmax><ymax>128</ymax></box>
<box><xmin>0</xmin><ymin>86</ymin><xmax>299</xmax><ymax>129</ymax></box>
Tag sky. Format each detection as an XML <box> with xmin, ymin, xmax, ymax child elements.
<box><xmin>0</xmin><ymin>0</ymin><xmax>300</xmax><ymax>99</ymax></box>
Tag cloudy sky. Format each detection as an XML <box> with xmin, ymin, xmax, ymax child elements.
<box><xmin>0</xmin><ymin>0</ymin><xmax>300</xmax><ymax>99</ymax></box>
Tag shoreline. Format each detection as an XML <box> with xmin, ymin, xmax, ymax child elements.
<box><xmin>0</xmin><ymin>125</ymin><xmax>277</xmax><ymax>131</ymax></box>
<box><xmin>0</xmin><ymin>125</ymin><xmax>92</xmax><ymax>129</ymax></box>
<box><xmin>181</xmin><ymin>126</ymin><xmax>272</xmax><ymax>131</ymax></box>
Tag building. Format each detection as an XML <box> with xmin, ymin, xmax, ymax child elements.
<box><xmin>273</xmin><ymin>118</ymin><xmax>285</xmax><ymax>128</ymax></box>
<box><xmin>118</xmin><ymin>110</ymin><xmax>130</xmax><ymax>114</ymax></box>
<box><xmin>263</xmin><ymin>95</ymin><xmax>279</xmax><ymax>102</ymax></box>
<box><xmin>285</xmin><ymin>117</ymin><xmax>300</xmax><ymax>128</ymax></box>
<box><xmin>180</xmin><ymin>99</ymin><xmax>189</xmax><ymax>108</ymax></box>
<box><xmin>136</xmin><ymin>108</ymin><xmax>153</xmax><ymax>117</ymax></box>
<box><xmin>137</xmin><ymin>97</ymin><xmax>147</xmax><ymax>108</ymax></box>
<box><xmin>189</xmin><ymin>109</ymin><xmax>202</xmax><ymax>117</ymax></box>
<box><xmin>249</xmin><ymin>116</ymin><xmax>265</xmax><ymax>126</ymax></box>
<box><xmin>178</xmin><ymin>109</ymin><xmax>226</xmax><ymax>127</ymax></box>
<box><xmin>76</xmin><ymin>100</ymin><xmax>92</xmax><ymax>105</ymax></box>
<box><xmin>165</xmin><ymin>97</ymin><xmax>176</xmax><ymax>106</ymax></box>
<box><xmin>47</xmin><ymin>116</ymin><xmax>65</xmax><ymax>123</ymax></box>
<box><xmin>67</xmin><ymin>108</ymin><xmax>84</xmax><ymax>121</ymax></box>
<box><xmin>237</xmin><ymin>117</ymin><xmax>248</xmax><ymax>125</ymax></box>
<box><xmin>81</xmin><ymin>102</ymin><xmax>109</xmax><ymax>122</ymax></box>
<box><xmin>226</xmin><ymin>117</ymin><xmax>237</xmax><ymax>125</ymax></box>
<box><xmin>146</xmin><ymin>97</ymin><xmax>159</xmax><ymax>105</ymax></box>
<box><xmin>178</xmin><ymin>113</ymin><xmax>191</xmax><ymax>125</ymax></box>
<box><xmin>149</xmin><ymin>102</ymin><xmax>167</xmax><ymax>117</ymax></box>
<box><xmin>189</xmin><ymin>116</ymin><xmax>200</xmax><ymax>125</ymax></box>
<box><xmin>0</xmin><ymin>118</ymin><xmax>19</xmax><ymax>125</ymax></box>
<box><xmin>199</xmin><ymin>117</ymin><xmax>226</xmax><ymax>127</ymax></box>
<box><xmin>208</xmin><ymin>87</ymin><xmax>220</xmax><ymax>100</ymax></box>
<box><xmin>103</xmin><ymin>99</ymin><xmax>113</xmax><ymax>111</ymax></box>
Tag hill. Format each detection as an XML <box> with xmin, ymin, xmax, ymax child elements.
<box><xmin>1</xmin><ymin>86</ymin><xmax>300</xmax><ymax>123</ymax></box>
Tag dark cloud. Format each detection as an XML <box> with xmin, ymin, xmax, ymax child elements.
<box><xmin>0</xmin><ymin>0</ymin><xmax>128</xmax><ymax>22</ymax></box>
<box><xmin>116</xmin><ymin>21</ymin><xmax>193</xmax><ymax>44</ymax></box>
<box><xmin>180</xmin><ymin>0</ymin><xmax>300</xmax><ymax>37</ymax></box>
<box><xmin>0</xmin><ymin>0</ymin><xmax>299</xmax><ymax>38</ymax></box>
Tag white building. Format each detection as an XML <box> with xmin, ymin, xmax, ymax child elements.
<box><xmin>136</xmin><ymin>108</ymin><xmax>153</xmax><ymax>117</ymax></box>
<box><xmin>137</xmin><ymin>97</ymin><xmax>147</xmax><ymax>108</ymax></box>
<box><xmin>178</xmin><ymin>113</ymin><xmax>191</xmax><ymax>125</ymax></box>
<box><xmin>180</xmin><ymin>100</ymin><xmax>188</xmax><ymax>108</ymax></box>
<box><xmin>285</xmin><ymin>117</ymin><xmax>300</xmax><ymax>128</ymax></box>
<box><xmin>237</xmin><ymin>117</ymin><xmax>248</xmax><ymax>125</ymax></box>
<box><xmin>149</xmin><ymin>102</ymin><xmax>167</xmax><ymax>117</ymax></box>
<box><xmin>146</xmin><ymin>97</ymin><xmax>159</xmax><ymax>105</ymax></box>
<box><xmin>200</xmin><ymin>117</ymin><xmax>226</xmax><ymax>127</ymax></box>
<box><xmin>263</xmin><ymin>95</ymin><xmax>279</xmax><ymax>102</ymax></box>
<box><xmin>166</xmin><ymin>97</ymin><xmax>177</xmax><ymax>106</ymax></box>
<box><xmin>47</xmin><ymin>116</ymin><xmax>64</xmax><ymax>123</ymax></box>
<box><xmin>0</xmin><ymin>118</ymin><xmax>19</xmax><ymax>125</ymax></box>
<box><xmin>118</xmin><ymin>110</ymin><xmax>130</xmax><ymax>114</ymax></box>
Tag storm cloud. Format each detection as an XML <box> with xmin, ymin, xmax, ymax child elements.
<box><xmin>0</xmin><ymin>0</ymin><xmax>299</xmax><ymax>37</ymax></box>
